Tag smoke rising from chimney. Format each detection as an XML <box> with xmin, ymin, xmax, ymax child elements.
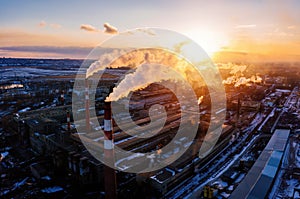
<box><xmin>87</xmin><ymin>47</ymin><xmax>206</xmax><ymax>102</ymax></box>
<box><xmin>106</xmin><ymin>64</ymin><xmax>182</xmax><ymax>101</ymax></box>
<box><xmin>73</xmin><ymin>28</ymin><xmax>227</xmax><ymax>173</ymax></box>
<box><xmin>229</xmin><ymin>63</ymin><xmax>247</xmax><ymax>75</ymax></box>
<box><xmin>221</xmin><ymin>63</ymin><xmax>262</xmax><ymax>87</ymax></box>
<box><xmin>197</xmin><ymin>96</ymin><xmax>204</xmax><ymax>105</ymax></box>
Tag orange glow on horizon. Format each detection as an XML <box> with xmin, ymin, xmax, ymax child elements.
<box><xmin>1</xmin><ymin>26</ymin><xmax>299</xmax><ymax>62</ymax></box>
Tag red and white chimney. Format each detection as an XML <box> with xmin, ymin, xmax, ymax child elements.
<box><xmin>103</xmin><ymin>101</ymin><xmax>117</xmax><ymax>199</ymax></box>
<box><xmin>60</xmin><ymin>90</ymin><xmax>65</xmax><ymax>105</ymax></box>
<box><xmin>67</xmin><ymin>111</ymin><xmax>71</xmax><ymax>132</ymax></box>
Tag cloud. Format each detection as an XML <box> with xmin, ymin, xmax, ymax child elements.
<box><xmin>103</xmin><ymin>23</ymin><xmax>118</xmax><ymax>34</ymax></box>
<box><xmin>80</xmin><ymin>24</ymin><xmax>99</xmax><ymax>32</ymax></box>
<box><xmin>50</xmin><ymin>23</ymin><xmax>62</xmax><ymax>29</ymax></box>
<box><xmin>235</xmin><ymin>24</ymin><xmax>257</xmax><ymax>29</ymax></box>
<box><xmin>287</xmin><ymin>25</ymin><xmax>296</xmax><ymax>29</ymax></box>
<box><xmin>38</xmin><ymin>21</ymin><xmax>62</xmax><ymax>29</ymax></box>
<box><xmin>38</xmin><ymin>21</ymin><xmax>47</xmax><ymax>27</ymax></box>
<box><xmin>0</xmin><ymin>46</ymin><xmax>92</xmax><ymax>57</ymax></box>
<box><xmin>80</xmin><ymin>22</ymin><xmax>118</xmax><ymax>34</ymax></box>
<box><xmin>136</xmin><ymin>28</ymin><xmax>156</xmax><ymax>36</ymax></box>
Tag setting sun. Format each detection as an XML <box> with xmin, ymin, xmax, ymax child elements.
<box><xmin>1</xmin><ymin>1</ymin><xmax>300</xmax><ymax>199</ymax></box>
<box><xmin>183</xmin><ymin>30</ymin><xmax>229</xmax><ymax>56</ymax></box>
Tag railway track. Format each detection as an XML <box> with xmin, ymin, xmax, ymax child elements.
<box><xmin>165</xmin><ymin>113</ymin><xmax>265</xmax><ymax>199</ymax></box>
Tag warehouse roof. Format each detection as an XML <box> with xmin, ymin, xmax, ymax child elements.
<box><xmin>229</xmin><ymin>129</ymin><xmax>290</xmax><ymax>199</ymax></box>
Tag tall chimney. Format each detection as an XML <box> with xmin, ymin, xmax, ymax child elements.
<box><xmin>60</xmin><ymin>90</ymin><xmax>65</xmax><ymax>105</ymax></box>
<box><xmin>85</xmin><ymin>79</ymin><xmax>91</xmax><ymax>132</ymax></box>
<box><xmin>103</xmin><ymin>101</ymin><xmax>117</xmax><ymax>199</ymax></box>
<box><xmin>67</xmin><ymin>111</ymin><xmax>71</xmax><ymax>132</ymax></box>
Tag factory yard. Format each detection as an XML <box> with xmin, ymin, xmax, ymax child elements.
<box><xmin>269</xmin><ymin>133</ymin><xmax>300</xmax><ymax>198</ymax></box>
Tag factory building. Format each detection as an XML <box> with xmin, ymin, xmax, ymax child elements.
<box><xmin>229</xmin><ymin>129</ymin><xmax>290</xmax><ymax>199</ymax></box>
<box><xmin>9</xmin><ymin>82</ymin><xmax>242</xmax><ymax>198</ymax></box>
<box><xmin>12</xmin><ymin>105</ymin><xmax>104</xmax><ymax>186</ymax></box>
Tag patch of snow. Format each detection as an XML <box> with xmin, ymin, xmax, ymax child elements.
<box><xmin>41</xmin><ymin>176</ymin><xmax>51</xmax><ymax>180</ymax></box>
<box><xmin>41</xmin><ymin>186</ymin><xmax>64</xmax><ymax>193</ymax></box>
<box><xmin>284</xmin><ymin>179</ymin><xmax>300</xmax><ymax>198</ymax></box>
<box><xmin>0</xmin><ymin>151</ymin><xmax>9</xmax><ymax>161</ymax></box>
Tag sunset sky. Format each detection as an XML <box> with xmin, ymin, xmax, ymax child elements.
<box><xmin>0</xmin><ymin>0</ymin><xmax>299</xmax><ymax>61</ymax></box>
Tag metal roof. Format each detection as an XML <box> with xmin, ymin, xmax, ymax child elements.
<box><xmin>229</xmin><ymin>129</ymin><xmax>290</xmax><ymax>199</ymax></box>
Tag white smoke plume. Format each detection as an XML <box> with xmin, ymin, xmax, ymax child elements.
<box><xmin>234</xmin><ymin>77</ymin><xmax>250</xmax><ymax>87</ymax></box>
<box><xmin>229</xmin><ymin>63</ymin><xmax>247</xmax><ymax>75</ymax></box>
<box><xmin>221</xmin><ymin>63</ymin><xmax>262</xmax><ymax>87</ymax></box>
<box><xmin>87</xmin><ymin>46</ymin><xmax>205</xmax><ymax>102</ymax></box>
<box><xmin>106</xmin><ymin>64</ymin><xmax>182</xmax><ymax>101</ymax></box>
<box><xmin>86</xmin><ymin>49</ymin><xmax>127</xmax><ymax>78</ymax></box>
<box><xmin>87</xmin><ymin>48</ymin><xmax>196</xmax><ymax>80</ymax></box>
<box><xmin>223</xmin><ymin>75</ymin><xmax>263</xmax><ymax>87</ymax></box>
<box><xmin>197</xmin><ymin>96</ymin><xmax>204</xmax><ymax>105</ymax></box>
<box><xmin>256</xmin><ymin>76</ymin><xmax>262</xmax><ymax>83</ymax></box>
<box><xmin>222</xmin><ymin>76</ymin><xmax>237</xmax><ymax>85</ymax></box>
<box><xmin>250</xmin><ymin>75</ymin><xmax>262</xmax><ymax>83</ymax></box>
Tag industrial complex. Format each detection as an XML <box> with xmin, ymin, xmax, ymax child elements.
<box><xmin>1</xmin><ymin>58</ymin><xmax>300</xmax><ymax>198</ymax></box>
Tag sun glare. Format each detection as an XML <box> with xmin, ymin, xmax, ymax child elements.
<box><xmin>184</xmin><ymin>30</ymin><xmax>228</xmax><ymax>56</ymax></box>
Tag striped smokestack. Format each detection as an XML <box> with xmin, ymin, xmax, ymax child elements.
<box><xmin>103</xmin><ymin>101</ymin><xmax>117</xmax><ymax>199</ymax></box>
<box><xmin>60</xmin><ymin>90</ymin><xmax>65</xmax><ymax>105</ymax></box>
<box><xmin>85</xmin><ymin>79</ymin><xmax>91</xmax><ymax>133</ymax></box>
<box><xmin>67</xmin><ymin>111</ymin><xmax>71</xmax><ymax>132</ymax></box>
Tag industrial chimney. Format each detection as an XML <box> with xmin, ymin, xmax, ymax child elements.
<box><xmin>103</xmin><ymin>101</ymin><xmax>117</xmax><ymax>199</ymax></box>
<box><xmin>60</xmin><ymin>90</ymin><xmax>65</xmax><ymax>105</ymax></box>
<box><xmin>67</xmin><ymin>111</ymin><xmax>71</xmax><ymax>132</ymax></box>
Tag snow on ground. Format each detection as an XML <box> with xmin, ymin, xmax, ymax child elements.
<box><xmin>41</xmin><ymin>186</ymin><xmax>64</xmax><ymax>193</ymax></box>
<box><xmin>0</xmin><ymin>151</ymin><xmax>9</xmax><ymax>161</ymax></box>
<box><xmin>181</xmin><ymin>134</ymin><xmax>260</xmax><ymax>199</ymax></box>
<box><xmin>294</xmin><ymin>140</ymin><xmax>300</xmax><ymax>168</ymax></box>
<box><xmin>281</xmin><ymin>179</ymin><xmax>300</xmax><ymax>198</ymax></box>
<box><xmin>2</xmin><ymin>67</ymin><xmax>77</xmax><ymax>77</ymax></box>
<box><xmin>271</xmin><ymin>136</ymin><xmax>300</xmax><ymax>198</ymax></box>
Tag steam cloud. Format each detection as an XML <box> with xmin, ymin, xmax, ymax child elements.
<box><xmin>87</xmin><ymin>44</ymin><xmax>206</xmax><ymax>102</ymax></box>
<box><xmin>197</xmin><ymin>96</ymin><xmax>204</xmax><ymax>105</ymax></box>
<box><xmin>106</xmin><ymin>64</ymin><xmax>181</xmax><ymax>101</ymax></box>
<box><xmin>222</xmin><ymin>63</ymin><xmax>262</xmax><ymax>87</ymax></box>
<box><xmin>229</xmin><ymin>63</ymin><xmax>247</xmax><ymax>75</ymax></box>
<box><xmin>103</xmin><ymin>48</ymin><xmax>198</xmax><ymax>101</ymax></box>
<box><xmin>223</xmin><ymin>75</ymin><xmax>263</xmax><ymax>87</ymax></box>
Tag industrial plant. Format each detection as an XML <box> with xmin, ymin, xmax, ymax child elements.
<box><xmin>1</xmin><ymin>58</ymin><xmax>300</xmax><ymax>199</ymax></box>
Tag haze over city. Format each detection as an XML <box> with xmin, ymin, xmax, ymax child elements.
<box><xmin>1</xmin><ymin>1</ymin><xmax>300</xmax><ymax>199</ymax></box>
<box><xmin>1</xmin><ymin>0</ymin><xmax>300</xmax><ymax>61</ymax></box>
